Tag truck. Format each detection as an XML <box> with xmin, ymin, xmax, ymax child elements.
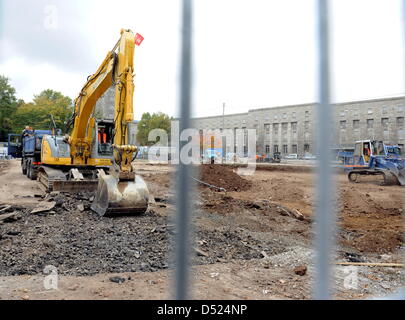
<box><xmin>21</xmin><ymin>129</ymin><xmax>53</xmax><ymax>180</ymax></box>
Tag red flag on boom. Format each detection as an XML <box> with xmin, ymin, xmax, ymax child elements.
<box><xmin>135</xmin><ymin>33</ymin><xmax>144</xmax><ymax>46</ymax></box>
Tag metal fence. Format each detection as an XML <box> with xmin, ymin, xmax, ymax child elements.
<box><xmin>174</xmin><ymin>0</ymin><xmax>405</xmax><ymax>300</ymax></box>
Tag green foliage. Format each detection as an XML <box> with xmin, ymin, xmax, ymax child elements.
<box><xmin>136</xmin><ymin>112</ymin><xmax>172</xmax><ymax>146</ymax></box>
<box><xmin>0</xmin><ymin>75</ymin><xmax>18</xmax><ymax>141</ymax></box>
<box><xmin>12</xmin><ymin>89</ymin><xmax>73</xmax><ymax>134</ymax></box>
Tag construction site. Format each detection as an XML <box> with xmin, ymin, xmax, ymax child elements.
<box><xmin>0</xmin><ymin>157</ymin><xmax>404</xmax><ymax>299</ymax></box>
<box><xmin>1</xmin><ymin>1</ymin><xmax>405</xmax><ymax>303</ymax></box>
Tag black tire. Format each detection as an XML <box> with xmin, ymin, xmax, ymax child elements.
<box><xmin>27</xmin><ymin>160</ymin><xmax>37</xmax><ymax>180</ymax></box>
<box><xmin>348</xmin><ymin>171</ymin><xmax>358</xmax><ymax>183</ymax></box>
<box><xmin>21</xmin><ymin>159</ymin><xmax>27</xmax><ymax>175</ymax></box>
<box><xmin>27</xmin><ymin>159</ymin><xmax>32</xmax><ymax>179</ymax></box>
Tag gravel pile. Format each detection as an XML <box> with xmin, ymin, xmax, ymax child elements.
<box><xmin>0</xmin><ymin>192</ymin><xmax>266</xmax><ymax>276</ymax></box>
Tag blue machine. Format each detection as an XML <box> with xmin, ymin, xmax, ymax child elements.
<box><xmin>342</xmin><ymin>140</ymin><xmax>405</xmax><ymax>185</ymax></box>
<box><xmin>21</xmin><ymin>129</ymin><xmax>53</xmax><ymax>180</ymax></box>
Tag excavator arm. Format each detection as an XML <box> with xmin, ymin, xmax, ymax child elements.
<box><xmin>69</xmin><ymin>28</ymin><xmax>136</xmax><ymax>174</ymax></box>
<box><xmin>68</xmin><ymin>29</ymin><xmax>148</xmax><ymax>216</ymax></box>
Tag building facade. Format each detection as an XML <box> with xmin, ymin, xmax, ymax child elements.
<box><xmin>191</xmin><ymin>96</ymin><xmax>405</xmax><ymax>157</ymax></box>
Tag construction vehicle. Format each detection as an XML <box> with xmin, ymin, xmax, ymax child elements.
<box><xmin>264</xmin><ymin>152</ymin><xmax>281</xmax><ymax>163</ymax></box>
<box><xmin>32</xmin><ymin>29</ymin><xmax>149</xmax><ymax>216</ymax></box>
<box><xmin>21</xmin><ymin>129</ymin><xmax>54</xmax><ymax>180</ymax></box>
<box><xmin>343</xmin><ymin>139</ymin><xmax>405</xmax><ymax>185</ymax></box>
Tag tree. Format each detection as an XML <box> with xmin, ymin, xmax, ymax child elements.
<box><xmin>12</xmin><ymin>89</ymin><xmax>73</xmax><ymax>134</ymax></box>
<box><xmin>0</xmin><ymin>75</ymin><xmax>18</xmax><ymax>141</ymax></box>
<box><xmin>136</xmin><ymin>112</ymin><xmax>172</xmax><ymax>146</ymax></box>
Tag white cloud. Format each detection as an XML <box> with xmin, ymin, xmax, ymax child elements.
<box><xmin>0</xmin><ymin>57</ymin><xmax>83</xmax><ymax>101</ymax></box>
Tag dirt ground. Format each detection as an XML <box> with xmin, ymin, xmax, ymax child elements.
<box><xmin>0</xmin><ymin>159</ymin><xmax>404</xmax><ymax>300</ymax></box>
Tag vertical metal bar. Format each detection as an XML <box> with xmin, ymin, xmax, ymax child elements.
<box><xmin>222</xmin><ymin>102</ymin><xmax>225</xmax><ymax>163</ymax></box>
<box><xmin>314</xmin><ymin>0</ymin><xmax>335</xmax><ymax>300</ymax></box>
<box><xmin>175</xmin><ymin>0</ymin><xmax>193</xmax><ymax>300</ymax></box>
<box><xmin>401</xmin><ymin>0</ymin><xmax>405</xmax><ymax>301</ymax></box>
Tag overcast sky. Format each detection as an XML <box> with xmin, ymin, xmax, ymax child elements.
<box><xmin>0</xmin><ymin>0</ymin><xmax>404</xmax><ymax>119</ymax></box>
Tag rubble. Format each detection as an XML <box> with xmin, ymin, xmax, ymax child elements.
<box><xmin>109</xmin><ymin>276</ymin><xmax>126</xmax><ymax>284</ymax></box>
<box><xmin>31</xmin><ymin>202</ymin><xmax>56</xmax><ymax>214</ymax></box>
<box><xmin>294</xmin><ymin>265</ymin><xmax>307</xmax><ymax>276</ymax></box>
<box><xmin>0</xmin><ymin>191</ymin><xmax>272</xmax><ymax>276</ymax></box>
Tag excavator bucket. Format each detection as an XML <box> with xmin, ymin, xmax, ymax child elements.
<box><xmin>91</xmin><ymin>173</ymin><xmax>149</xmax><ymax>216</ymax></box>
<box><xmin>380</xmin><ymin>160</ymin><xmax>405</xmax><ymax>186</ymax></box>
<box><xmin>396</xmin><ymin>167</ymin><xmax>405</xmax><ymax>186</ymax></box>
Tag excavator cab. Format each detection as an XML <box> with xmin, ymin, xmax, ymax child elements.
<box><xmin>96</xmin><ymin>121</ymin><xmax>114</xmax><ymax>156</ymax></box>
<box><xmin>353</xmin><ymin>140</ymin><xmax>375</xmax><ymax>165</ymax></box>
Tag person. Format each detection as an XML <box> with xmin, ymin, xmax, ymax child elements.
<box><xmin>22</xmin><ymin>126</ymin><xmax>31</xmax><ymax>137</ymax></box>
<box><xmin>363</xmin><ymin>143</ymin><xmax>371</xmax><ymax>163</ymax></box>
<box><xmin>98</xmin><ymin>127</ymin><xmax>107</xmax><ymax>144</ymax></box>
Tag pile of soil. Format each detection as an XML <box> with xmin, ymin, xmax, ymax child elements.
<box><xmin>0</xmin><ymin>191</ymin><xmax>266</xmax><ymax>276</ymax></box>
<box><xmin>199</xmin><ymin>165</ymin><xmax>252</xmax><ymax>191</ymax></box>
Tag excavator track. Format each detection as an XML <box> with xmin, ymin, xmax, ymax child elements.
<box><xmin>38</xmin><ymin>166</ymin><xmax>99</xmax><ymax>192</ymax></box>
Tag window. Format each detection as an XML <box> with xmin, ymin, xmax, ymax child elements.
<box><xmin>340</xmin><ymin>110</ymin><xmax>345</xmax><ymax>117</ymax></box>
<box><xmin>305</xmin><ymin>121</ymin><xmax>310</xmax><ymax>130</ymax></box>
<box><xmin>304</xmin><ymin>144</ymin><xmax>310</xmax><ymax>152</ymax></box>
<box><xmin>398</xmin><ymin>105</ymin><xmax>404</xmax><ymax>113</ymax></box>
<box><xmin>382</xmin><ymin>106</ymin><xmax>388</xmax><ymax>114</ymax></box>
<box><xmin>273</xmin><ymin>123</ymin><xmax>279</xmax><ymax>135</ymax></box>
<box><xmin>340</xmin><ymin>120</ymin><xmax>346</xmax><ymax>129</ymax></box>
<box><xmin>274</xmin><ymin>115</ymin><xmax>278</xmax><ymax>120</ymax></box>
<box><xmin>382</xmin><ymin>118</ymin><xmax>389</xmax><ymax>130</ymax></box>
<box><xmin>282</xmin><ymin>113</ymin><xmax>287</xmax><ymax>119</ymax></box>
<box><xmin>368</xmin><ymin>108</ymin><xmax>373</xmax><ymax>115</ymax></box>
<box><xmin>282</xmin><ymin>123</ymin><xmax>288</xmax><ymax>132</ymax></box>
<box><xmin>305</xmin><ymin>111</ymin><xmax>310</xmax><ymax>118</ymax></box>
<box><xmin>291</xmin><ymin>122</ymin><xmax>297</xmax><ymax>133</ymax></box>
<box><xmin>264</xmin><ymin>124</ymin><xmax>270</xmax><ymax>135</ymax></box>
<box><xmin>292</xmin><ymin>112</ymin><xmax>296</xmax><ymax>118</ymax></box>
<box><xmin>273</xmin><ymin>145</ymin><xmax>279</xmax><ymax>153</ymax></box>
<box><xmin>265</xmin><ymin>145</ymin><xmax>270</xmax><ymax>154</ymax></box>
<box><xmin>367</xmin><ymin>119</ymin><xmax>374</xmax><ymax>129</ymax></box>
<box><xmin>397</xmin><ymin>117</ymin><xmax>404</xmax><ymax>129</ymax></box>
<box><xmin>354</xmin><ymin>109</ymin><xmax>359</xmax><ymax>117</ymax></box>
<box><xmin>353</xmin><ymin>120</ymin><xmax>360</xmax><ymax>130</ymax></box>
<box><xmin>283</xmin><ymin>145</ymin><xmax>288</xmax><ymax>154</ymax></box>
<box><xmin>292</xmin><ymin>144</ymin><xmax>298</xmax><ymax>154</ymax></box>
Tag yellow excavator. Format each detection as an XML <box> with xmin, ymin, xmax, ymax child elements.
<box><xmin>37</xmin><ymin>29</ymin><xmax>149</xmax><ymax>216</ymax></box>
